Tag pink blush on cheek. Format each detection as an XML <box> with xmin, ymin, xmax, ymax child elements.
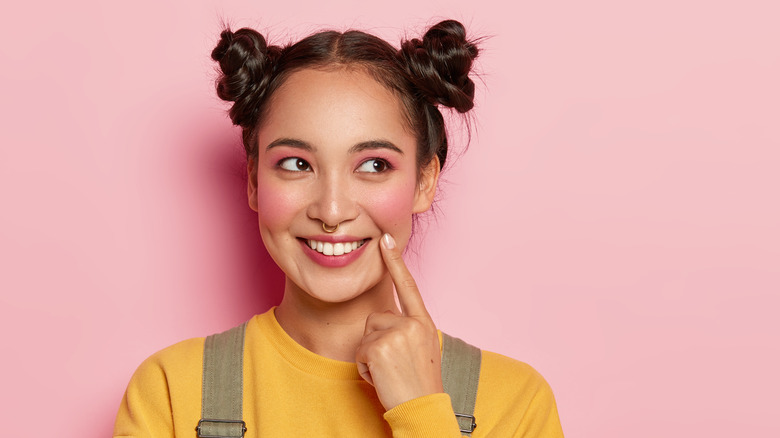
<box><xmin>255</xmin><ymin>181</ymin><xmax>302</xmax><ymax>228</ymax></box>
<box><xmin>360</xmin><ymin>181</ymin><xmax>418</xmax><ymax>229</ymax></box>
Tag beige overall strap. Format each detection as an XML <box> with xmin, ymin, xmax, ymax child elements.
<box><xmin>197</xmin><ymin>322</ymin><xmax>248</xmax><ymax>438</ymax></box>
<box><xmin>441</xmin><ymin>332</ymin><xmax>482</xmax><ymax>436</ymax></box>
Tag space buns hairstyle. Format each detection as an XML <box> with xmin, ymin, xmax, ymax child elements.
<box><xmin>211</xmin><ymin>19</ymin><xmax>479</xmax><ymax>172</ymax></box>
<box><xmin>399</xmin><ymin>20</ymin><xmax>479</xmax><ymax>113</ymax></box>
<box><xmin>211</xmin><ymin>29</ymin><xmax>281</xmax><ymax>130</ymax></box>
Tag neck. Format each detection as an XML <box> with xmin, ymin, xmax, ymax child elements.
<box><xmin>274</xmin><ymin>274</ymin><xmax>399</xmax><ymax>362</ymax></box>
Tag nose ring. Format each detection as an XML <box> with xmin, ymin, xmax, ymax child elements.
<box><xmin>322</xmin><ymin>222</ymin><xmax>339</xmax><ymax>233</ymax></box>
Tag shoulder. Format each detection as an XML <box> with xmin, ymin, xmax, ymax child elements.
<box><xmin>128</xmin><ymin>314</ymin><xmax>263</xmax><ymax>386</ymax></box>
<box><xmin>439</xmin><ymin>333</ymin><xmax>557</xmax><ymax>407</ymax></box>
<box><xmin>479</xmin><ymin>350</ymin><xmax>552</xmax><ymax>396</ymax></box>
<box><xmin>131</xmin><ymin>336</ymin><xmax>205</xmax><ymax>384</ymax></box>
<box><xmin>122</xmin><ymin>336</ymin><xmax>205</xmax><ymax>406</ymax></box>
<box><xmin>474</xmin><ymin>350</ymin><xmax>564</xmax><ymax>436</ymax></box>
<box><xmin>113</xmin><ymin>337</ymin><xmax>206</xmax><ymax>437</ymax></box>
<box><xmin>479</xmin><ymin>350</ymin><xmax>556</xmax><ymax>400</ymax></box>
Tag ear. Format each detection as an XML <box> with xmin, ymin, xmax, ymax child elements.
<box><xmin>247</xmin><ymin>157</ymin><xmax>259</xmax><ymax>212</ymax></box>
<box><xmin>412</xmin><ymin>156</ymin><xmax>440</xmax><ymax>214</ymax></box>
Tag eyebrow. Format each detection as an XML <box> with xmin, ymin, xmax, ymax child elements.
<box><xmin>266</xmin><ymin>138</ymin><xmax>403</xmax><ymax>155</ymax></box>
<box><xmin>348</xmin><ymin>140</ymin><xmax>403</xmax><ymax>155</ymax></box>
<box><xmin>266</xmin><ymin>138</ymin><xmax>314</xmax><ymax>152</ymax></box>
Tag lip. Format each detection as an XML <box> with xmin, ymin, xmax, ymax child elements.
<box><xmin>300</xmin><ymin>234</ymin><xmax>366</xmax><ymax>243</ymax></box>
<box><xmin>298</xmin><ymin>236</ymin><xmax>371</xmax><ymax>268</ymax></box>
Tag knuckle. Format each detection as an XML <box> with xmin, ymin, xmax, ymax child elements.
<box><xmin>366</xmin><ymin>341</ymin><xmax>391</xmax><ymax>360</ymax></box>
<box><xmin>405</xmin><ymin>317</ymin><xmax>436</xmax><ymax>337</ymax></box>
<box><xmin>387</xmin><ymin>329</ymin><xmax>405</xmax><ymax>344</ymax></box>
<box><xmin>388</xmin><ymin>251</ymin><xmax>404</xmax><ymax>261</ymax></box>
<box><xmin>400</xmin><ymin>278</ymin><xmax>418</xmax><ymax>290</ymax></box>
<box><xmin>390</xmin><ymin>256</ymin><xmax>407</xmax><ymax>267</ymax></box>
<box><xmin>406</xmin><ymin>318</ymin><xmax>426</xmax><ymax>334</ymax></box>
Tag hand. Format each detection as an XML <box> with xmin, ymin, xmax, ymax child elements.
<box><xmin>355</xmin><ymin>233</ymin><xmax>444</xmax><ymax>411</ymax></box>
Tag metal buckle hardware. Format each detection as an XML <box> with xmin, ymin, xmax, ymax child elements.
<box><xmin>455</xmin><ymin>413</ymin><xmax>477</xmax><ymax>433</ymax></box>
<box><xmin>196</xmin><ymin>418</ymin><xmax>247</xmax><ymax>438</ymax></box>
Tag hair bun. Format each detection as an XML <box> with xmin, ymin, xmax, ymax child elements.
<box><xmin>211</xmin><ymin>28</ymin><xmax>280</xmax><ymax>127</ymax></box>
<box><xmin>400</xmin><ymin>20</ymin><xmax>479</xmax><ymax>113</ymax></box>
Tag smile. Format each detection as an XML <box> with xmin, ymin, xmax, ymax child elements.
<box><xmin>307</xmin><ymin>239</ymin><xmax>367</xmax><ymax>256</ymax></box>
<box><xmin>298</xmin><ymin>236</ymin><xmax>371</xmax><ymax>268</ymax></box>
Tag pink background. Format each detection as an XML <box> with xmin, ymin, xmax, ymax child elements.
<box><xmin>1</xmin><ymin>1</ymin><xmax>778</xmax><ymax>436</ymax></box>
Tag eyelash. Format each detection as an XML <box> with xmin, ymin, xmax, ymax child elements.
<box><xmin>356</xmin><ymin>158</ymin><xmax>393</xmax><ymax>173</ymax></box>
<box><xmin>277</xmin><ymin>157</ymin><xmax>311</xmax><ymax>172</ymax></box>
<box><xmin>276</xmin><ymin>157</ymin><xmax>393</xmax><ymax>173</ymax></box>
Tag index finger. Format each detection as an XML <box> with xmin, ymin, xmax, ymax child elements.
<box><xmin>380</xmin><ymin>233</ymin><xmax>430</xmax><ymax>318</ymax></box>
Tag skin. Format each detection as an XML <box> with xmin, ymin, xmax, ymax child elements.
<box><xmin>246</xmin><ymin>67</ymin><xmax>443</xmax><ymax>410</ymax></box>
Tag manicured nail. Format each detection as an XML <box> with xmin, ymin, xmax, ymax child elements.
<box><xmin>382</xmin><ymin>233</ymin><xmax>396</xmax><ymax>249</ymax></box>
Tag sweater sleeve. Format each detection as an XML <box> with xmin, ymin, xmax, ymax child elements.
<box><xmin>383</xmin><ymin>349</ymin><xmax>564</xmax><ymax>438</ymax></box>
<box><xmin>383</xmin><ymin>393</ymin><xmax>464</xmax><ymax>438</ymax></box>
<box><xmin>474</xmin><ymin>351</ymin><xmax>564</xmax><ymax>437</ymax></box>
<box><xmin>112</xmin><ymin>353</ymin><xmax>175</xmax><ymax>438</ymax></box>
<box><xmin>517</xmin><ymin>374</ymin><xmax>564</xmax><ymax>437</ymax></box>
<box><xmin>113</xmin><ymin>338</ymin><xmax>203</xmax><ymax>438</ymax></box>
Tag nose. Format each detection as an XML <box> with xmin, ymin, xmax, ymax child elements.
<box><xmin>306</xmin><ymin>173</ymin><xmax>359</xmax><ymax>228</ymax></box>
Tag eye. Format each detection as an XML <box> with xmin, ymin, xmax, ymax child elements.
<box><xmin>278</xmin><ymin>157</ymin><xmax>311</xmax><ymax>172</ymax></box>
<box><xmin>356</xmin><ymin>158</ymin><xmax>391</xmax><ymax>173</ymax></box>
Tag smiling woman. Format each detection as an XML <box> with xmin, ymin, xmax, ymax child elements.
<box><xmin>113</xmin><ymin>19</ymin><xmax>564</xmax><ymax>437</ymax></box>
<box><xmin>252</xmin><ymin>68</ymin><xmax>431</xmax><ymax>306</ymax></box>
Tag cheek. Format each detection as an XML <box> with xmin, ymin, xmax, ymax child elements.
<box><xmin>255</xmin><ymin>177</ymin><xmax>303</xmax><ymax>231</ymax></box>
<box><xmin>360</xmin><ymin>178</ymin><xmax>418</xmax><ymax>231</ymax></box>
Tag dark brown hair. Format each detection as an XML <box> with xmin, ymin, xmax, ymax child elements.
<box><xmin>211</xmin><ymin>20</ymin><xmax>479</xmax><ymax>173</ymax></box>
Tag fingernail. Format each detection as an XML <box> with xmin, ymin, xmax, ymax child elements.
<box><xmin>382</xmin><ymin>233</ymin><xmax>395</xmax><ymax>249</ymax></box>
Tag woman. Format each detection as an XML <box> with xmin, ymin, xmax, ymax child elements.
<box><xmin>114</xmin><ymin>19</ymin><xmax>563</xmax><ymax>437</ymax></box>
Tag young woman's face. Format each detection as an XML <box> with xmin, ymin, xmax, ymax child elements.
<box><xmin>248</xmin><ymin>68</ymin><xmax>438</xmax><ymax>303</ymax></box>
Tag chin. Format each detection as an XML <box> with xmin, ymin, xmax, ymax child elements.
<box><xmin>305</xmin><ymin>287</ymin><xmax>367</xmax><ymax>304</ymax></box>
<box><xmin>292</xmin><ymin>267</ymin><xmax>387</xmax><ymax>305</ymax></box>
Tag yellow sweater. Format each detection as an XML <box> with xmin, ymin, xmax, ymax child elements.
<box><xmin>114</xmin><ymin>309</ymin><xmax>563</xmax><ymax>437</ymax></box>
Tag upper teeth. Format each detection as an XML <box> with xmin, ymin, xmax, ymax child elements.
<box><xmin>308</xmin><ymin>239</ymin><xmax>365</xmax><ymax>256</ymax></box>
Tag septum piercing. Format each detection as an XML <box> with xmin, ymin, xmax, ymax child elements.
<box><xmin>322</xmin><ymin>222</ymin><xmax>339</xmax><ymax>233</ymax></box>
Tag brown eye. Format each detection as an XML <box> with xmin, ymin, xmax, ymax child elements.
<box><xmin>279</xmin><ymin>157</ymin><xmax>311</xmax><ymax>172</ymax></box>
<box><xmin>357</xmin><ymin>159</ymin><xmax>390</xmax><ymax>173</ymax></box>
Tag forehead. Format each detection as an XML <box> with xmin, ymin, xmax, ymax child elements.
<box><xmin>259</xmin><ymin>68</ymin><xmax>414</xmax><ymax>149</ymax></box>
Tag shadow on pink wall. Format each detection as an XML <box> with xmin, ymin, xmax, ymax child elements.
<box><xmin>196</xmin><ymin>123</ymin><xmax>286</xmax><ymax>319</ymax></box>
<box><xmin>100</xmin><ymin>123</ymin><xmax>286</xmax><ymax>436</ymax></box>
